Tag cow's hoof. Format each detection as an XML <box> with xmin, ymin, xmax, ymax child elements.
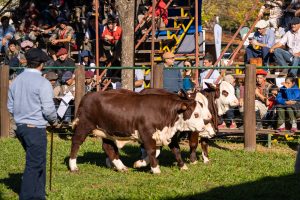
<box><xmin>70</xmin><ymin>168</ymin><xmax>79</xmax><ymax>173</ymax></box>
<box><xmin>203</xmin><ymin>160</ymin><xmax>210</xmax><ymax>164</ymax></box>
<box><xmin>133</xmin><ymin>160</ymin><xmax>147</xmax><ymax>168</ymax></box>
<box><xmin>190</xmin><ymin>160</ymin><xmax>198</xmax><ymax>165</ymax></box>
<box><xmin>180</xmin><ymin>164</ymin><xmax>189</xmax><ymax>171</ymax></box>
<box><xmin>151</xmin><ymin>166</ymin><xmax>161</xmax><ymax>174</ymax></box>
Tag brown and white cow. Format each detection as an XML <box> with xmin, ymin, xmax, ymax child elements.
<box><xmin>139</xmin><ymin>88</ymin><xmax>215</xmax><ymax>168</ymax></box>
<box><xmin>69</xmin><ymin>89</ymin><xmax>206</xmax><ymax>174</ymax></box>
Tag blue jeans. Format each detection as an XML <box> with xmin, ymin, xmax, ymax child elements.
<box><xmin>246</xmin><ymin>46</ymin><xmax>271</xmax><ymax>67</ymax></box>
<box><xmin>274</xmin><ymin>48</ymin><xmax>300</xmax><ymax>76</ymax></box>
<box><xmin>16</xmin><ymin>124</ymin><xmax>47</xmax><ymax>200</ymax></box>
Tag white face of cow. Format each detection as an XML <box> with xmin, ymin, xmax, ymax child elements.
<box><xmin>195</xmin><ymin>92</ymin><xmax>212</xmax><ymax>121</ymax></box>
<box><xmin>181</xmin><ymin>101</ymin><xmax>205</xmax><ymax>132</ymax></box>
<box><xmin>219</xmin><ymin>81</ymin><xmax>239</xmax><ymax>107</ymax></box>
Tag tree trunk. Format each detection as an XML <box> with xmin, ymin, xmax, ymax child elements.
<box><xmin>116</xmin><ymin>0</ymin><xmax>135</xmax><ymax>90</ymax></box>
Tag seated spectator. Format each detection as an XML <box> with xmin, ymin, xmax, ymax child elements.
<box><xmin>53</xmin><ymin>48</ymin><xmax>75</xmax><ymax>80</ymax></box>
<box><xmin>45</xmin><ymin>71</ymin><xmax>60</xmax><ymax>99</ymax></box>
<box><xmin>255</xmin><ymin>69</ymin><xmax>272</xmax><ymax>128</ymax></box>
<box><xmin>246</xmin><ymin>20</ymin><xmax>275</xmax><ymax>67</ymax></box>
<box><xmin>276</xmin><ymin>74</ymin><xmax>300</xmax><ymax>132</ymax></box>
<box><xmin>262</xmin><ymin>84</ymin><xmax>279</xmax><ymax>128</ymax></box>
<box><xmin>265</xmin><ymin>0</ymin><xmax>283</xmax><ymax>30</ymax></box>
<box><xmin>270</xmin><ymin>17</ymin><xmax>300</xmax><ymax>76</ymax></box>
<box><xmin>19</xmin><ymin>40</ymin><xmax>34</xmax><ymax>67</ymax></box>
<box><xmin>49</xmin><ymin>17</ymin><xmax>74</xmax><ymax>60</ymax></box>
<box><xmin>199</xmin><ymin>55</ymin><xmax>221</xmax><ymax>88</ymax></box>
<box><xmin>5</xmin><ymin>40</ymin><xmax>20</xmax><ymax>64</ymax></box>
<box><xmin>79</xmin><ymin>50</ymin><xmax>96</xmax><ymax>69</ymax></box>
<box><xmin>58</xmin><ymin>71</ymin><xmax>75</xmax><ymax>123</ymax></box>
<box><xmin>0</xmin><ymin>16</ymin><xmax>16</xmax><ymax>53</ymax></box>
<box><xmin>182</xmin><ymin>59</ymin><xmax>195</xmax><ymax>92</ymax></box>
<box><xmin>85</xmin><ymin>70</ymin><xmax>96</xmax><ymax>93</ymax></box>
<box><xmin>134</xmin><ymin>68</ymin><xmax>144</xmax><ymax>92</ymax></box>
<box><xmin>101</xmin><ymin>17</ymin><xmax>122</xmax><ymax>62</ymax></box>
<box><xmin>83</xmin><ymin>15</ymin><xmax>104</xmax><ymax>54</ymax></box>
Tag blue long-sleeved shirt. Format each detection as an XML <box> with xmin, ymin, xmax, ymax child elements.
<box><xmin>253</xmin><ymin>28</ymin><xmax>275</xmax><ymax>48</ymax></box>
<box><xmin>163</xmin><ymin>66</ymin><xmax>183</xmax><ymax>93</ymax></box>
<box><xmin>7</xmin><ymin>68</ymin><xmax>57</xmax><ymax>127</ymax></box>
<box><xmin>276</xmin><ymin>84</ymin><xmax>300</xmax><ymax>105</ymax></box>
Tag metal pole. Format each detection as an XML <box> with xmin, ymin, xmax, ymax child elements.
<box><xmin>150</xmin><ymin>0</ymin><xmax>156</xmax><ymax>88</ymax></box>
<box><xmin>244</xmin><ymin>64</ymin><xmax>256</xmax><ymax>151</ymax></box>
<box><xmin>194</xmin><ymin>0</ymin><xmax>199</xmax><ymax>88</ymax></box>
<box><xmin>49</xmin><ymin>129</ymin><xmax>54</xmax><ymax>191</ymax></box>
<box><xmin>0</xmin><ymin>65</ymin><xmax>10</xmax><ymax>138</ymax></box>
<box><xmin>95</xmin><ymin>0</ymin><xmax>100</xmax><ymax>91</ymax></box>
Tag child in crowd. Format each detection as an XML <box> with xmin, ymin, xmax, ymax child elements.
<box><xmin>262</xmin><ymin>85</ymin><xmax>279</xmax><ymax>128</ymax></box>
<box><xmin>276</xmin><ymin>74</ymin><xmax>300</xmax><ymax>132</ymax></box>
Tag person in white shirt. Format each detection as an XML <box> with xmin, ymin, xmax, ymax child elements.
<box><xmin>199</xmin><ymin>55</ymin><xmax>220</xmax><ymax>88</ymax></box>
<box><xmin>270</xmin><ymin>17</ymin><xmax>300</xmax><ymax>75</ymax></box>
<box><xmin>134</xmin><ymin>69</ymin><xmax>144</xmax><ymax>92</ymax></box>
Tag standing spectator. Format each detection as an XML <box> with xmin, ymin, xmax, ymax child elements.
<box><xmin>0</xmin><ymin>16</ymin><xmax>16</xmax><ymax>53</ymax></box>
<box><xmin>134</xmin><ymin>68</ymin><xmax>144</xmax><ymax>92</ymax></box>
<box><xmin>276</xmin><ymin>74</ymin><xmax>300</xmax><ymax>132</ymax></box>
<box><xmin>270</xmin><ymin>17</ymin><xmax>300</xmax><ymax>76</ymax></box>
<box><xmin>157</xmin><ymin>52</ymin><xmax>182</xmax><ymax>93</ymax></box>
<box><xmin>7</xmin><ymin>48</ymin><xmax>57</xmax><ymax>200</ymax></box>
<box><xmin>53</xmin><ymin>48</ymin><xmax>75</xmax><ymax>80</ymax></box>
<box><xmin>245</xmin><ymin>20</ymin><xmax>275</xmax><ymax>67</ymax></box>
<box><xmin>199</xmin><ymin>55</ymin><xmax>220</xmax><ymax>87</ymax></box>
<box><xmin>182</xmin><ymin>59</ymin><xmax>195</xmax><ymax>92</ymax></box>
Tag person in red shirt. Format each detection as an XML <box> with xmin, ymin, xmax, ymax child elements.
<box><xmin>148</xmin><ymin>0</ymin><xmax>168</xmax><ymax>28</ymax></box>
<box><xmin>101</xmin><ymin>17</ymin><xmax>122</xmax><ymax>62</ymax></box>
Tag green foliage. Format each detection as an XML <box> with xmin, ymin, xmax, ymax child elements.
<box><xmin>202</xmin><ymin>0</ymin><xmax>264</xmax><ymax>30</ymax></box>
<box><xmin>0</xmin><ymin>136</ymin><xmax>299</xmax><ymax>200</ymax></box>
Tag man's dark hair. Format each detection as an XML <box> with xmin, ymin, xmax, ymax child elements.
<box><xmin>203</xmin><ymin>55</ymin><xmax>214</xmax><ymax>63</ymax></box>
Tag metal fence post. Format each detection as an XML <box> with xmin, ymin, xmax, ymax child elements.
<box><xmin>0</xmin><ymin>65</ymin><xmax>10</xmax><ymax>138</ymax></box>
<box><xmin>244</xmin><ymin>64</ymin><xmax>256</xmax><ymax>151</ymax></box>
<box><xmin>75</xmin><ymin>65</ymin><xmax>85</xmax><ymax>116</ymax></box>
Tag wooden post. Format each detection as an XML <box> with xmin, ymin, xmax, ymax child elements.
<box><xmin>153</xmin><ymin>64</ymin><xmax>163</xmax><ymax>89</ymax></box>
<box><xmin>244</xmin><ymin>64</ymin><xmax>256</xmax><ymax>151</ymax></box>
<box><xmin>0</xmin><ymin>65</ymin><xmax>10</xmax><ymax>138</ymax></box>
<box><xmin>75</xmin><ymin>65</ymin><xmax>85</xmax><ymax>116</ymax></box>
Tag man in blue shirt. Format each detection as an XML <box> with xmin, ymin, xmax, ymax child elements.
<box><xmin>7</xmin><ymin>48</ymin><xmax>57</xmax><ymax>200</ymax></box>
<box><xmin>157</xmin><ymin>52</ymin><xmax>182</xmax><ymax>93</ymax></box>
<box><xmin>246</xmin><ymin>19</ymin><xmax>275</xmax><ymax>67</ymax></box>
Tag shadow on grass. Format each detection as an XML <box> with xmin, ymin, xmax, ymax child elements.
<box><xmin>0</xmin><ymin>173</ymin><xmax>22</xmax><ymax>194</ymax></box>
<box><xmin>165</xmin><ymin>173</ymin><xmax>300</xmax><ymax>200</ymax></box>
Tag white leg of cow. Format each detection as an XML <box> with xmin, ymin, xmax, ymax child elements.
<box><xmin>133</xmin><ymin>156</ymin><xmax>150</xmax><ymax>168</ymax></box>
<box><xmin>69</xmin><ymin>158</ymin><xmax>78</xmax><ymax>172</ymax></box>
<box><xmin>112</xmin><ymin>159</ymin><xmax>128</xmax><ymax>172</ymax></box>
<box><xmin>151</xmin><ymin>165</ymin><xmax>161</xmax><ymax>174</ymax></box>
<box><xmin>202</xmin><ymin>152</ymin><xmax>210</xmax><ymax>164</ymax></box>
<box><xmin>155</xmin><ymin>148</ymin><xmax>161</xmax><ymax>157</ymax></box>
<box><xmin>180</xmin><ymin>164</ymin><xmax>188</xmax><ymax>170</ymax></box>
<box><xmin>190</xmin><ymin>160</ymin><xmax>198</xmax><ymax>165</ymax></box>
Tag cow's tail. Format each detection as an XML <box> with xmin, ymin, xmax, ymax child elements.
<box><xmin>72</xmin><ymin>117</ymin><xmax>79</xmax><ymax>130</ymax></box>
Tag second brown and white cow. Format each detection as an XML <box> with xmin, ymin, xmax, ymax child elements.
<box><xmin>69</xmin><ymin>89</ymin><xmax>207</xmax><ymax>173</ymax></box>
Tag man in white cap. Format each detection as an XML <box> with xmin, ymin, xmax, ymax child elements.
<box><xmin>245</xmin><ymin>19</ymin><xmax>275</xmax><ymax>67</ymax></box>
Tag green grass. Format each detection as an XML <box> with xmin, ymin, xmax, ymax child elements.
<box><xmin>0</xmin><ymin>135</ymin><xmax>299</xmax><ymax>200</ymax></box>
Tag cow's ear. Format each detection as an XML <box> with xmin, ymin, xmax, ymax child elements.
<box><xmin>205</xmin><ymin>82</ymin><xmax>216</xmax><ymax>90</ymax></box>
<box><xmin>178</xmin><ymin>89</ymin><xmax>187</xmax><ymax>98</ymax></box>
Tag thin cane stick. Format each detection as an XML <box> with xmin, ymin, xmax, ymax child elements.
<box><xmin>49</xmin><ymin>129</ymin><xmax>54</xmax><ymax>191</ymax></box>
